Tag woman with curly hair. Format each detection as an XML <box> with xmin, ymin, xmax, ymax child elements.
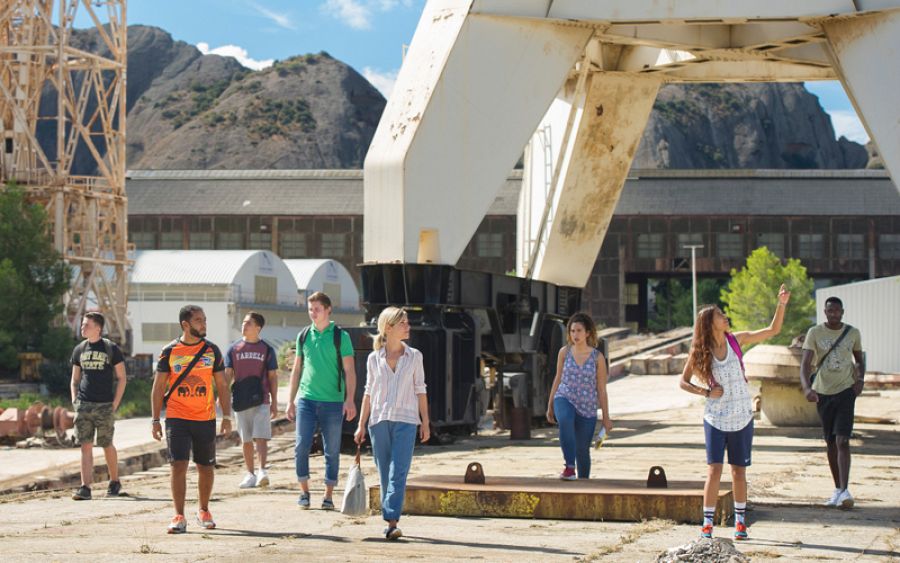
<box><xmin>547</xmin><ymin>312</ymin><xmax>612</xmax><ymax>480</ymax></box>
<box><xmin>680</xmin><ymin>284</ymin><xmax>790</xmax><ymax>541</ymax></box>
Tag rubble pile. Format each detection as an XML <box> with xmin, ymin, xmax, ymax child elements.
<box><xmin>656</xmin><ymin>538</ymin><xmax>750</xmax><ymax>563</ymax></box>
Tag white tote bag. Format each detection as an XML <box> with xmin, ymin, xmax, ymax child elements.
<box><xmin>341</xmin><ymin>446</ymin><xmax>368</xmax><ymax>516</ymax></box>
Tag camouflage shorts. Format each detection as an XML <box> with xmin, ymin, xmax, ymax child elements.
<box><xmin>74</xmin><ymin>401</ymin><xmax>115</xmax><ymax>447</ymax></box>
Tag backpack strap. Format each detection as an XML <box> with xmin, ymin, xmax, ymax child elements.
<box><xmin>297</xmin><ymin>326</ymin><xmax>311</xmax><ymax>360</ymax></box>
<box><xmin>724</xmin><ymin>332</ymin><xmax>748</xmax><ymax>382</ymax></box>
<box><xmin>101</xmin><ymin>338</ymin><xmax>114</xmax><ymax>366</ymax></box>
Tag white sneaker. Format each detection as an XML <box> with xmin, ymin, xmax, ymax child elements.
<box><xmin>837</xmin><ymin>489</ymin><xmax>854</xmax><ymax>509</ymax></box>
<box><xmin>239</xmin><ymin>472</ymin><xmax>257</xmax><ymax>489</ymax></box>
<box><xmin>256</xmin><ymin>468</ymin><xmax>270</xmax><ymax>487</ymax></box>
<box><xmin>824</xmin><ymin>488</ymin><xmax>842</xmax><ymax>507</ymax></box>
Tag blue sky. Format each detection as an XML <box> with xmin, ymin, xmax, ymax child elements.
<box><xmin>76</xmin><ymin>1</ymin><xmax>866</xmax><ymax>144</ymax></box>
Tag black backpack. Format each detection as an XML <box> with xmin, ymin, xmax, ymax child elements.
<box><xmin>231</xmin><ymin>343</ymin><xmax>270</xmax><ymax>412</ymax></box>
<box><xmin>297</xmin><ymin>325</ymin><xmax>345</xmax><ymax>393</ymax></box>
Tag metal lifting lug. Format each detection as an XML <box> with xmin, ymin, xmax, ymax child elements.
<box><xmin>647</xmin><ymin>466</ymin><xmax>668</xmax><ymax>489</ymax></box>
<box><xmin>464</xmin><ymin>462</ymin><xmax>486</xmax><ymax>485</ymax></box>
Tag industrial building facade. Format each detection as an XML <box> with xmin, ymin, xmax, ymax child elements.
<box><xmin>126</xmin><ymin>169</ymin><xmax>900</xmax><ymax>329</ymax></box>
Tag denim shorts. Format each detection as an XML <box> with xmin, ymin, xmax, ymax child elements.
<box><xmin>704</xmin><ymin>419</ymin><xmax>754</xmax><ymax>467</ymax></box>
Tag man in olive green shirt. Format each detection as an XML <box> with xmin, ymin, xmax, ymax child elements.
<box><xmin>800</xmin><ymin>296</ymin><xmax>864</xmax><ymax>510</ymax></box>
<box><xmin>286</xmin><ymin>291</ymin><xmax>356</xmax><ymax>510</ymax></box>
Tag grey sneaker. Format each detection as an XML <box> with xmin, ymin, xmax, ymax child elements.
<box><xmin>321</xmin><ymin>497</ymin><xmax>335</xmax><ymax>511</ymax></box>
<box><xmin>72</xmin><ymin>485</ymin><xmax>92</xmax><ymax>500</ymax></box>
<box><xmin>384</xmin><ymin>526</ymin><xmax>403</xmax><ymax>540</ymax></box>
<box><xmin>106</xmin><ymin>480</ymin><xmax>122</xmax><ymax>497</ymax></box>
<box><xmin>297</xmin><ymin>492</ymin><xmax>311</xmax><ymax>509</ymax></box>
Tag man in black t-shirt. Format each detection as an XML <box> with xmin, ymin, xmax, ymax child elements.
<box><xmin>70</xmin><ymin>312</ymin><xmax>127</xmax><ymax>500</ymax></box>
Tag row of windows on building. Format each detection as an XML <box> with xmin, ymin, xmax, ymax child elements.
<box><xmin>129</xmin><ymin>217</ymin><xmax>509</xmax><ymax>259</ymax></box>
<box><xmin>634</xmin><ymin>233</ymin><xmax>900</xmax><ymax>260</ymax></box>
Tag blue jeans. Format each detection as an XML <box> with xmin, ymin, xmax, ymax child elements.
<box><xmin>369</xmin><ymin>420</ymin><xmax>417</xmax><ymax>522</ymax></box>
<box><xmin>295</xmin><ymin>399</ymin><xmax>344</xmax><ymax>486</ymax></box>
<box><xmin>553</xmin><ymin>396</ymin><xmax>597</xmax><ymax>479</ymax></box>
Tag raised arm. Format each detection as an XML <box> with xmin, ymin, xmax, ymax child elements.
<box><xmin>734</xmin><ymin>284</ymin><xmax>791</xmax><ymax>347</ymax></box>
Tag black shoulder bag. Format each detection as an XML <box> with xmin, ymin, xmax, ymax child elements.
<box><xmin>810</xmin><ymin>325</ymin><xmax>852</xmax><ymax>385</ymax></box>
<box><xmin>163</xmin><ymin>341</ymin><xmax>210</xmax><ymax>407</ymax></box>
<box><xmin>232</xmin><ymin>345</ymin><xmax>268</xmax><ymax>412</ymax></box>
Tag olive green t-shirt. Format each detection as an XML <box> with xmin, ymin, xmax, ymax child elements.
<box><xmin>297</xmin><ymin>321</ymin><xmax>354</xmax><ymax>403</ymax></box>
<box><xmin>802</xmin><ymin>324</ymin><xmax>862</xmax><ymax>396</ymax></box>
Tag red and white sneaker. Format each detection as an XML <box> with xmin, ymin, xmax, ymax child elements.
<box><xmin>700</xmin><ymin>524</ymin><xmax>713</xmax><ymax>538</ymax></box>
<box><xmin>734</xmin><ymin>522</ymin><xmax>748</xmax><ymax>540</ymax></box>
<box><xmin>559</xmin><ymin>466</ymin><xmax>576</xmax><ymax>481</ymax></box>
<box><xmin>197</xmin><ymin>509</ymin><xmax>216</xmax><ymax>530</ymax></box>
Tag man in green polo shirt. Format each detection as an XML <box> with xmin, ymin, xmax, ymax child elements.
<box><xmin>286</xmin><ymin>291</ymin><xmax>357</xmax><ymax>510</ymax></box>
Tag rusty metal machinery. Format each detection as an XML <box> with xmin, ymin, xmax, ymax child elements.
<box><xmin>0</xmin><ymin>0</ymin><xmax>129</xmax><ymax>345</ymax></box>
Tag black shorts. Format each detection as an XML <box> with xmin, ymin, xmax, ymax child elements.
<box><xmin>165</xmin><ymin>418</ymin><xmax>217</xmax><ymax>465</ymax></box>
<box><xmin>816</xmin><ymin>387</ymin><xmax>857</xmax><ymax>442</ymax></box>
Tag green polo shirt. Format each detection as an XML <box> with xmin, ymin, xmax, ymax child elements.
<box><xmin>297</xmin><ymin>321</ymin><xmax>354</xmax><ymax>403</ymax></box>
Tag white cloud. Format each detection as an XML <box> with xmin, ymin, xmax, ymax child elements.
<box><xmin>376</xmin><ymin>0</ymin><xmax>414</xmax><ymax>9</ymax></box>
<box><xmin>322</xmin><ymin>0</ymin><xmax>372</xmax><ymax>30</ymax></box>
<box><xmin>248</xmin><ymin>2</ymin><xmax>297</xmax><ymax>30</ymax></box>
<box><xmin>363</xmin><ymin>67</ymin><xmax>398</xmax><ymax>98</ymax></box>
<box><xmin>829</xmin><ymin>110</ymin><xmax>870</xmax><ymax>144</ymax></box>
<box><xmin>197</xmin><ymin>42</ymin><xmax>274</xmax><ymax>71</ymax></box>
<box><xmin>321</xmin><ymin>0</ymin><xmax>414</xmax><ymax>29</ymax></box>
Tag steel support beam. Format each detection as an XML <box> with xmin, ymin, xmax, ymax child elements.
<box><xmin>823</xmin><ymin>11</ymin><xmax>900</xmax><ymax>191</ymax></box>
<box><xmin>364</xmin><ymin>1</ymin><xmax>592</xmax><ymax>264</ymax></box>
<box><xmin>520</xmin><ymin>73</ymin><xmax>661</xmax><ymax>287</ymax></box>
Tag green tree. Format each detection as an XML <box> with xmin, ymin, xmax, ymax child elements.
<box><xmin>0</xmin><ymin>183</ymin><xmax>72</xmax><ymax>372</ymax></box>
<box><xmin>721</xmin><ymin>247</ymin><xmax>815</xmax><ymax>344</ymax></box>
<box><xmin>649</xmin><ymin>278</ymin><xmax>727</xmax><ymax>332</ymax></box>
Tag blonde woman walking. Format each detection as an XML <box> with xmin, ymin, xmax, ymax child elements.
<box><xmin>355</xmin><ymin>307</ymin><xmax>430</xmax><ymax>540</ymax></box>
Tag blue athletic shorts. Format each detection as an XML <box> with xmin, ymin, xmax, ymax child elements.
<box><xmin>704</xmin><ymin>419</ymin><xmax>754</xmax><ymax>467</ymax></box>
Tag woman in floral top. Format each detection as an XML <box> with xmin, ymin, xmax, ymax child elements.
<box><xmin>547</xmin><ymin>312</ymin><xmax>612</xmax><ymax>480</ymax></box>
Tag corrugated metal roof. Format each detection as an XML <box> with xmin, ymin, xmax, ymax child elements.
<box><xmin>126</xmin><ymin>169</ymin><xmax>900</xmax><ymax>217</ymax></box>
<box><xmin>127</xmin><ymin>171</ymin><xmax>521</xmax><ymax>216</ymax></box>
<box><xmin>614</xmin><ymin>176</ymin><xmax>900</xmax><ymax>215</ymax></box>
<box><xmin>130</xmin><ymin>250</ymin><xmax>266</xmax><ymax>285</ymax></box>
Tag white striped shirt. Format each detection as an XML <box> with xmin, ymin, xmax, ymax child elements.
<box><xmin>364</xmin><ymin>344</ymin><xmax>427</xmax><ymax>427</ymax></box>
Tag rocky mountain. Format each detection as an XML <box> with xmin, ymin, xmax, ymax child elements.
<box><xmin>37</xmin><ymin>25</ymin><xmax>385</xmax><ymax>172</ymax></box>
<box><xmin>634</xmin><ymin>82</ymin><xmax>868</xmax><ymax>169</ymax></box>
<box><xmin>36</xmin><ymin>26</ymin><xmax>867</xmax><ymax>172</ymax></box>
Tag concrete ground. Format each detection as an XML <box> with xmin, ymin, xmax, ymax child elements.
<box><xmin>0</xmin><ymin>376</ymin><xmax>898</xmax><ymax>562</ymax></box>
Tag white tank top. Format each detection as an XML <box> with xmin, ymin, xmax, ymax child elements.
<box><xmin>703</xmin><ymin>345</ymin><xmax>753</xmax><ymax>432</ymax></box>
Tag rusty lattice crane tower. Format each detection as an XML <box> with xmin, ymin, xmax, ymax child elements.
<box><xmin>0</xmin><ymin>0</ymin><xmax>128</xmax><ymax>345</ymax></box>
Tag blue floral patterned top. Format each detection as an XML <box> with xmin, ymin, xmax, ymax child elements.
<box><xmin>554</xmin><ymin>347</ymin><xmax>599</xmax><ymax>418</ymax></box>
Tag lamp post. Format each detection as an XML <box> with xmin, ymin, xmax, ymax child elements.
<box><xmin>683</xmin><ymin>244</ymin><xmax>705</xmax><ymax>322</ymax></box>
